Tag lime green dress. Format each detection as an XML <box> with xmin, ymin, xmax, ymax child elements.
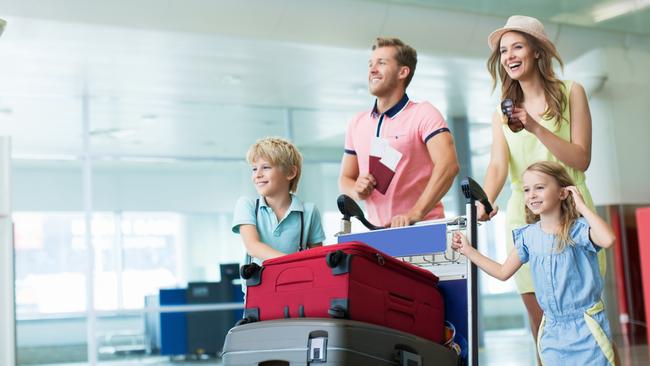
<box><xmin>502</xmin><ymin>80</ymin><xmax>606</xmax><ymax>294</ymax></box>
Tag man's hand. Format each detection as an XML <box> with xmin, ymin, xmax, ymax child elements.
<box><xmin>389</xmin><ymin>209</ymin><xmax>423</xmax><ymax>228</ymax></box>
<box><xmin>354</xmin><ymin>173</ymin><xmax>377</xmax><ymax>200</ymax></box>
<box><xmin>477</xmin><ymin>201</ymin><xmax>499</xmax><ymax>221</ymax></box>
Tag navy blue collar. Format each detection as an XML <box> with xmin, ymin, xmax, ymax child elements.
<box><xmin>371</xmin><ymin>93</ymin><xmax>409</xmax><ymax>118</ymax></box>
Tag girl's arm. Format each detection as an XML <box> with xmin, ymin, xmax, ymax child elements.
<box><xmin>565</xmin><ymin>186</ymin><xmax>616</xmax><ymax>248</ymax></box>
<box><xmin>239</xmin><ymin>224</ymin><xmax>287</xmax><ymax>261</ymax></box>
<box><xmin>478</xmin><ymin>111</ymin><xmax>510</xmax><ymax>220</ymax></box>
<box><xmin>513</xmin><ymin>82</ymin><xmax>592</xmax><ymax>171</ymax></box>
<box><xmin>452</xmin><ymin>232</ymin><xmax>523</xmax><ymax>281</ymax></box>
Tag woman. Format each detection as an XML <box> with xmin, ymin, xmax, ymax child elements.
<box><xmin>479</xmin><ymin>15</ymin><xmax>607</xmax><ymax>363</ymax></box>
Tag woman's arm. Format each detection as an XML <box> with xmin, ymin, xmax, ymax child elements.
<box><xmin>239</xmin><ymin>224</ymin><xmax>287</xmax><ymax>261</ymax></box>
<box><xmin>478</xmin><ymin>111</ymin><xmax>510</xmax><ymax>220</ymax></box>
<box><xmin>515</xmin><ymin>82</ymin><xmax>592</xmax><ymax>171</ymax></box>
<box><xmin>451</xmin><ymin>232</ymin><xmax>522</xmax><ymax>281</ymax></box>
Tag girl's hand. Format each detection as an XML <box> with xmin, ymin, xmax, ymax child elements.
<box><xmin>451</xmin><ymin>231</ymin><xmax>471</xmax><ymax>255</ymax></box>
<box><xmin>511</xmin><ymin>107</ymin><xmax>542</xmax><ymax>134</ymax></box>
<box><xmin>565</xmin><ymin>186</ymin><xmax>587</xmax><ymax>213</ymax></box>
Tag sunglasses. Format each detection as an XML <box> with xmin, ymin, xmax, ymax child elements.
<box><xmin>500</xmin><ymin>99</ymin><xmax>524</xmax><ymax>133</ymax></box>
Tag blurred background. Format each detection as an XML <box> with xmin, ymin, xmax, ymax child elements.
<box><xmin>1</xmin><ymin>0</ymin><xmax>649</xmax><ymax>365</ymax></box>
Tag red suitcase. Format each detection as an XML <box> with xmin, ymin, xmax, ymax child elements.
<box><xmin>240</xmin><ymin>241</ymin><xmax>444</xmax><ymax>343</ymax></box>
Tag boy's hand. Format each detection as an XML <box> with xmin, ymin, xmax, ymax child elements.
<box><xmin>354</xmin><ymin>173</ymin><xmax>377</xmax><ymax>199</ymax></box>
<box><xmin>565</xmin><ymin>186</ymin><xmax>587</xmax><ymax>213</ymax></box>
<box><xmin>451</xmin><ymin>231</ymin><xmax>471</xmax><ymax>255</ymax></box>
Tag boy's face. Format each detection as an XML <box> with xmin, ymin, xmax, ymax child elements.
<box><xmin>251</xmin><ymin>158</ymin><xmax>295</xmax><ymax>198</ymax></box>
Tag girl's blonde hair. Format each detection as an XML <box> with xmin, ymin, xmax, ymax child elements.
<box><xmin>487</xmin><ymin>31</ymin><xmax>568</xmax><ymax>128</ymax></box>
<box><xmin>524</xmin><ymin>161</ymin><xmax>580</xmax><ymax>251</ymax></box>
<box><xmin>246</xmin><ymin>137</ymin><xmax>303</xmax><ymax>193</ymax></box>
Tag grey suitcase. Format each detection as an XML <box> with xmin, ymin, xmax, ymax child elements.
<box><xmin>221</xmin><ymin>318</ymin><xmax>458</xmax><ymax>366</ymax></box>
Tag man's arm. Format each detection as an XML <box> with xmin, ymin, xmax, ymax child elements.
<box><xmin>339</xmin><ymin>153</ymin><xmax>376</xmax><ymax>201</ymax></box>
<box><xmin>392</xmin><ymin>132</ymin><xmax>459</xmax><ymax>227</ymax></box>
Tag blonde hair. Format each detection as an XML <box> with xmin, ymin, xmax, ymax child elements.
<box><xmin>372</xmin><ymin>37</ymin><xmax>418</xmax><ymax>88</ymax></box>
<box><xmin>487</xmin><ymin>31</ymin><xmax>567</xmax><ymax>128</ymax></box>
<box><xmin>246</xmin><ymin>137</ymin><xmax>303</xmax><ymax>193</ymax></box>
<box><xmin>523</xmin><ymin>161</ymin><xmax>580</xmax><ymax>251</ymax></box>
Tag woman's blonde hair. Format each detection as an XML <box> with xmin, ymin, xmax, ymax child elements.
<box><xmin>487</xmin><ymin>31</ymin><xmax>568</xmax><ymax>128</ymax></box>
<box><xmin>246</xmin><ymin>137</ymin><xmax>303</xmax><ymax>193</ymax></box>
<box><xmin>524</xmin><ymin>161</ymin><xmax>580</xmax><ymax>251</ymax></box>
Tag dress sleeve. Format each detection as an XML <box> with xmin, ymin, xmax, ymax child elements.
<box><xmin>512</xmin><ymin>226</ymin><xmax>530</xmax><ymax>264</ymax></box>
<box><xmin>571</xmin><ymin>217</ymin><xmax>600</xmax><ymax>253</ymax></box>
<box><xmin>232</xmin><ymin>196</ymin><xmax>256</xmax><ymax>234</ymax></box>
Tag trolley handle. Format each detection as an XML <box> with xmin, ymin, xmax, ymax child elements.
<box><xmin>461</xmin><ymin>177</ymin><xmax>493</xmax><ymax>215</ymax></box>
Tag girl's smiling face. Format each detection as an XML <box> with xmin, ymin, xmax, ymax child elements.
<box><xmin>522</xmin><ymin>170</ymin><xmax>565</xmax><ymax>216</ymax></box>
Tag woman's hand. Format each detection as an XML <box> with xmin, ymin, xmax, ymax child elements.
<box><xmin>477</xmin><ymin>201</ymin><xmax>499</xmax><ymax>221</ymax></box>
<box><xmin>511</xmin><ymin>107</ymin><xmax>542</xmax><ymax>134</ymax></box>
<box><xmin>565</xmin><ymin>186</ymin><xmax>588</xmax><ymax>214</ymax></box>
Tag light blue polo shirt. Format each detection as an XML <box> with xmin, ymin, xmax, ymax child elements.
<box><xmin>232</xmin><ymin>193</ymin><xmax>326</xmax><ymax>266</ymax></box>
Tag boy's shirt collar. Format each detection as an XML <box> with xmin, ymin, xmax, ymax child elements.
<box><xmin>258</xmin><ymin>193</ymin><xmax>304</xmax><ymax>213</ymax></box>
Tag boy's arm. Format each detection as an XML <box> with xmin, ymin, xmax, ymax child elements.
<box><xmin>452</xmin><ymin>232</ymin><xmax>522</xmax><ymax>281</ymax></box>
<box><xmin>239</xmin><ymin>224</ymin><xmax>287</xmax><ymax>261</ymax></box>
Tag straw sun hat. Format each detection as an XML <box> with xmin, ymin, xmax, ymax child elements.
<box><xmin>488</xmin><ymin>15</ymin><xmax>556</xmax><ymax>52</ymax></box>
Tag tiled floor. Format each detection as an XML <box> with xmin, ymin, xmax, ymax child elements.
<box><xmin>35</xmin><ymin>329</ymin><xmax>649</xmax><ymax>366</ymax></box>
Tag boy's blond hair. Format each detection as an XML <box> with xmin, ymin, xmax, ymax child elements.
<box><xmin>246</xmin><ymin>137</ymin><xmax>303</xmax><ymax>193</ymax></box>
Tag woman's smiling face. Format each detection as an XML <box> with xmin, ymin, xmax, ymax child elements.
<box><xmin>499</xmin><ymin>31</ymin><xmax>538</xmax><ymax>81</ymax></box>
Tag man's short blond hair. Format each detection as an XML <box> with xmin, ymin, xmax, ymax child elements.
<box><xmin>246</xmin><ymin>137</ymin><xmax>303</xmax><ymax>193</ymax></box>
<box><xmin>372</xmin><ymin>37</ymin><xmax>418</xmax><ymax>88</ymax></box>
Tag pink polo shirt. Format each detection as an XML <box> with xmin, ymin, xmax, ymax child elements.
<box><xmin>344</xmin><ymin>94</ymin><xmax>449</xmax><ymax>226</ymax></box>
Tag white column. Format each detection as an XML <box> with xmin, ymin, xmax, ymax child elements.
<box><xmin>0</xmin><ymin>136</ymin><xmax>16</xmax><ymax>366</ymax></box>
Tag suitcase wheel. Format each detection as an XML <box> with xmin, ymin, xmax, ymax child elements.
<box><xmin>326</xmin><ymin>250</ymin><xmax>344</xmax><ymax>268</ymax></box>
<box><xmin>240</xmin><ymin>262</ymin><xmax>261</xmax><ymax>280</ymax></box>
<box><xmin>234</xmin><ymin>315</ymin><xmax>258</xmax><ymax>326</ymax></box>
<box><xmin>328</xmin><ymin>305</ymin><xmax>347</xmax><ymax>319</ymax></box>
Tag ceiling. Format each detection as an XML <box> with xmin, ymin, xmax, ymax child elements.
<box><xmin>0</xmin><ymin>0</ymin><xmax>648</xmax><ymax>163</ymax></box>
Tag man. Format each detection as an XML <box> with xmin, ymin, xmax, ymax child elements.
<box><xmin>339</xmin><ymin>37</ymin><xmax>459</xmax><ymax>228</ymax></box>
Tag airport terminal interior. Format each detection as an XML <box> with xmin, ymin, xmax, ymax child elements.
<box><xmin>1</xmin><ymin>0</ymin><xmax>649</xmax><ymax>365</ymax></box>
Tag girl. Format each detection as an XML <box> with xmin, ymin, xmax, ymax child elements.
<box><xmin>479</xmin><ymin>15</ymin><xmax>606</xmax><ymax>357</ymax></box>
<box><xmin>453</xmin><ymin>161</ymin><xmax>616</xmax><ymax>365</ymax></box>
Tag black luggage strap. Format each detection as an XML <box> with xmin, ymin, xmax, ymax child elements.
<box><xmin>245</xmin><ymin>198</ymin><xmax>305</xmax><ymax>265</ymax></box>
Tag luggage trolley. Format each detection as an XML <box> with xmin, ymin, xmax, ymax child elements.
<box><xmin>336</xmin><ymin>177</ymin><xmax>492</xmax><ymax>366</ymax></box>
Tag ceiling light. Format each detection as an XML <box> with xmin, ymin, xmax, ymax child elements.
<box><xmin>592</xmin><ymin>0</ymin><xmax>650</xmax><ymax>23</ymax></box>
<box><xmin>140</xmin><ymin>114</ymin><xmax>158</xmax><ymax>120</ymax></box>
<box><xmin>89</xmin><ymin>128</ymin><xmax>136</xmax><ymax>140</ymax></box>
<box><xmin>219</xmin><ymin>75</ymin><xmax>242</xmax><ymax>86</ymax></box>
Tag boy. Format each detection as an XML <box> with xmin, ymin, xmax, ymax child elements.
<box><xmin>232</xmin><ymin>137</ymin><xmax>325</xmax><ymax>269</ymax></box>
